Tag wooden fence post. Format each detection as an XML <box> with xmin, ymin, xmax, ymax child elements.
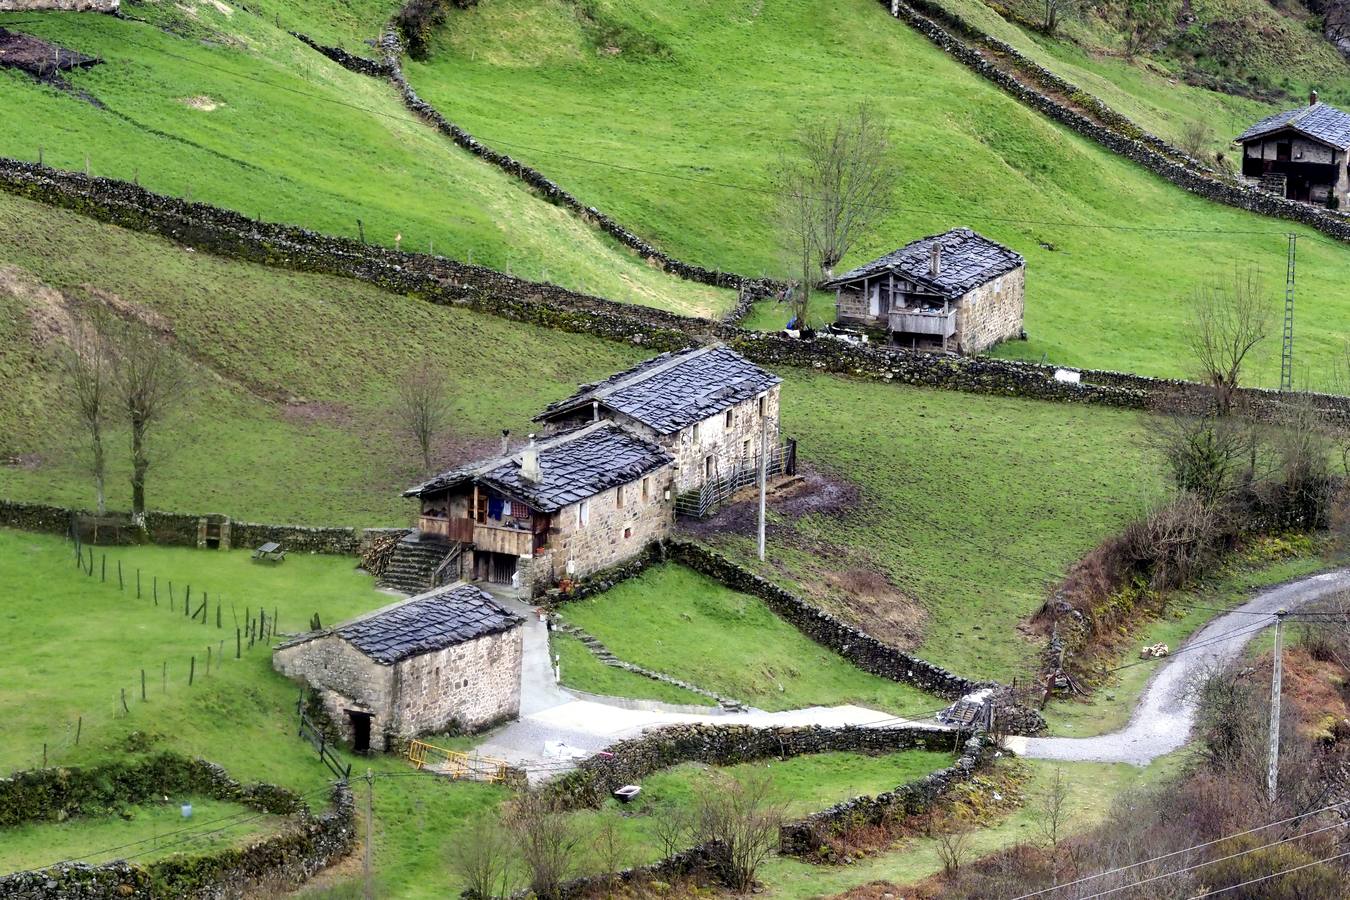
<box><xmin>141</xmin><ymin>669</ymin><xmax>146</xmax><ymax>701</ymax></box>
<box><xmin>100</xmin><ymin>554</ymin><xmax>106</xmax><ymax>583</ymax></box>
<box><xmin>76</xmin><ymin>716</ymin><xmax>82</xmax><ymax>745</ymax></box>
<box><xmin>136</xmin><ymin>569</ymin><xmax>141</xmax><ymax>599</ymax></box>
<box><xmin>169</xmin><ymin>580</ymin><xmax>174</xmax><ymax>610</ymax></box>
<box><xmin>117</xmin><ymin>560</ymin><xmax>123</xmax><ymax>590</ymax></box>
<box><xmin>236</xmin><ymin>628</ymin><xmax>241</xmax><ymax>659</ymax></box>
<box><xmin>216</xmin><ymin>603</ymin><xmax>222</xmax><ymax>629</ymax></box>
<box><xmin>120</xmin><ymin>688</ymin><xmax>129</xmax><ymax>714</ymax></box>
<box><xmin>206</xmin><ymin>646</ymin><xmax>211</xmax><ymax>676</ymax></box>
<box><xmin>162</xmin><ymin>661</ymin><xmax>167</xmax><ymax>695</ymax></box>
<box><xmin>153</xmin><ymin>575</ymin><xmax>159</xmax><ymax>605</ymax></box>
<box><xmin>188</xmin><ymin>656</ymin><xmax>195</xmax><ymax>686</ymax></box>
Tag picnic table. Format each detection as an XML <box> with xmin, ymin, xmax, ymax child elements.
<box><xmin>252</xmin><ymin>542</ymin><xmax>286</xmax><ymax>563</ymax></box>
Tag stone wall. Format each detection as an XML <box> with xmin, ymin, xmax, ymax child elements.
<box><xmin>882</xmin><ymin>0</ymin><xmax>1350</xmax><ymax>246</ymax></box>
<box><xmin>778</xmin><ymin>731</ymin><xmax>989</xmax><ymax>856</ymax></box>
<box><xmin>958</xmin><ymin>266</ymin><xmax>1025</xmax><ymax>354</ymax></box>
<box><xmin>394</xmin><ymin>625</ymin><xmax>522</xmax><ymax>733</ymax></box>
<box><xmin>548</xmin><ymin>466</ymin><xmax>676</xmax><ymax>581</ymax></box>
<box><xmin>0</xmin><ymin>754</ymin><xmax>354</xmax><ymax>899</ymax></box>
<box><xmin>274</xmin><ymin>634</ymin><xmax>397</xmax><ymax>748</ymax></box>
<box><xmin>659</xmin><ymin>387</ymin><xmax>782</xmax><ymax>494</ymax></box>
<box><xmin>669</xmin><ymin>540</ymin><xmax>990</xmax><ymax>700</ymax></box>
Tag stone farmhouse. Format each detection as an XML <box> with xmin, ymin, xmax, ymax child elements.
<box><xmin>1237</xmin><ymin>95</ymin><xmax>1350</xmax><ymax>207</ymax></box>
<box><xmin>827</xmin><ymin>228</ymin><xmax>1025</xmax><ymax>354</ymax></box>
<box><xmin>387</xmin><ymin>345</ymin><xmax>786</xmax><ymax>595</ymax></box>
<box><xmin>534</xmin><ymin>344</ymin><xmax>783</xmax><ymax>495</ymax></box>
<box><xmin>273</xmin><ymin>583</ymin><xmax>523</xmax><ymax>752</ymax></box>
<box><xmin>403</xmin><ymin>422</ymin><xmax>675</xmax><ymax>592</ymax></box>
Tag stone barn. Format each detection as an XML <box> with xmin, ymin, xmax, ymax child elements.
<box><xmin>273</xmin><ymin>583</ymin><xmax>523</xmax><ymax>752</ymax></box>
<box><xmin>827</xmin><ymin>228</ymin><xmax>1025</xmax><ymax>354</ymax></box>
<box><xmin>533</xmin><ymin>344</ymin><xmax>783</xmax><ymax>495</ymax></box>
<box><xmin>1237</xmin><ymin>94</ymin><xmax>1350</xmax><ymax>207</ymax></box>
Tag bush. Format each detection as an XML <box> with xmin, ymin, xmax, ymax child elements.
<box><xmin>395</xmin><ymin>0</ymin><xmax>477</xmax><ymax>61</ymax></box>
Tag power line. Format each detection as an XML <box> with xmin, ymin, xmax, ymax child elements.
<box><xmin>1003</xmin><ymin>797</ymin><xmax>1350</xmax><ymax>899</ymax></box>
<box><xmin>1101</xmin><ymin>618</ymin><xmax>1275</xmax><ymax>676</ymax></box>
<box><xmin>1176</xmin><ymin>847</ymin><xmax>1350</xmax><ymax>899</ymax></box>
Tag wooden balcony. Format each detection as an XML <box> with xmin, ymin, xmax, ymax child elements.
<box><xmin>889</xmin><ymin>307</ymin><xmax>956</xmax><ymax>337</ymax></box>
<box><xmin>472</xmin><ymin>524</ymin><xmax>534</xmax><ymax>557</ymax></box>
<box><xmin>418</xmin><ymin>516</ymin><xmax>474</xmax><ymax>542</ymax></box>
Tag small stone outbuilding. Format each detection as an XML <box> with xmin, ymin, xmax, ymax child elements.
<box><xmin>273</xmin><ymin>583</ymin><xmax>523</xmax><ymax>752</ymax></box>
<box><xmin>827</xmin><ymin>228</ymin><xmax>1025</xmax><ymax>354</ymax></box>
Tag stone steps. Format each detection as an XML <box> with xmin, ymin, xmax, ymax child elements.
<box><xmin>378</xmin><ymin>537</ymin><xmax>455</xmax><ymax>594</ymax></box>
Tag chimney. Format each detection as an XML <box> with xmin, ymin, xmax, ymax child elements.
<box><xmin>929</xmin><ymin>243</ymin><xmax>942</xmax><ymax>278</ymax></box>
<box><xmin>591</xmin><ymin>400</ymin><xmax>600</xmax><ymax>423</ymax></box>
<box><xmin>520</xmin><ymin>434</ymin><xmax>541</xmax><ymax>483</ymax></box>
<box><xmin>1311</xmin><ymin>89</ymin><xmax>1320</xmax><ymax>107</ymax></box>
<box><xmin>500</xmin><ymin>429</ymin><xmax>510</xmax><ymax>455</ymax></box>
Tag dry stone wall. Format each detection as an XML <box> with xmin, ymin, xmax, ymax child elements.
<box><xmin>0</xmin><ymin>1</ymin><xmax>118</xmax><ymax>10</ymax></box>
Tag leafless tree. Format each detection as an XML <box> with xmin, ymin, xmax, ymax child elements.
<box><xmin>395</xmin><ymin>365</ymin><xmax>450</xmax><ymax>473</ymax></box>
<box><xmin>450</xmin><ymin>812</ymin><xmax>515</xmax><ymax>899</ymax></box>
<box><xmin>1186</xmin><ymin>268</ymin><xmax>1271</xmax><ymax>416</ymax></box>
<box><xmin>591</xmin><ymin>815</ymin><xmax>630</xmax><ymax>888</ymax></box>
<box><xmin>648</xmin><ymin>800</ymin><xmax>694</xmax><ymax>859</ymax></box>
<box><xmin>112</xmin><ymin>320</ymin><xmax>187</xmax><ymax>527</ymax></box>
<box><xmin>775</xmin><ymin>104</ymin><xmax>897</xmax><ymax>328</ymax></box>
<box><xmin>1179</xmin><ymin>120</ymin><xmax>1215</xmax><ymax>161</ymax></box>
<box><xmin>692</xmin><ymin>773</ymin><xmax>785</xmax><ymax>893</ymax></box>
<box><xmin>58</xmin><ymin>307</ymin><xmax>114</xmax><ymax>515</ymax></box>
<box><xmin>506</xmin><ymin>789</ymin><xmax>583</xmax><ymax>900</ymax></box>
<box><xmin>1035</xmin><ymin>766</ymin><xmax>1071</xmax><ymax>853</ymax></box>
<box><xmin>1121</xmin><ymin>0</ymin><xmax>1175</xmax><ymax>58</ymax></box>
<box><xmin>1040</xmin><ymin>0</ymin><xmax>1079</xmax><ymax>34</ymax></box>
<box><xmin>933</xmin><ymin>813</ymin><xmax>976</xmax><ymax>876</ymax></box>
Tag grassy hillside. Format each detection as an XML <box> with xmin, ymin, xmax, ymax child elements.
<box><xmin>0</xmin><ymin>4</ymin><xmax>731</xmax><ymax>317</ymax></box>
<box><xmin>406</xmin><ymin>0</ymin><xmax>1350</xmax><ymax>385</ymax></box>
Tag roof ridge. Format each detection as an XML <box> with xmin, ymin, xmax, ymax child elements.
<box><xmin>587</xmin><ymin>344</ymin><xmax>721</xmax><ymax>403</ymax></box>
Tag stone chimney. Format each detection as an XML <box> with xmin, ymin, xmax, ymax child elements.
<box><xmin>929</xmin><ymin>243</ymin><xmax>942</xmax><ymax>278</ymax></box>
<box><xmin>591</xmin><ymin>400</ymin><xmax>600</xmax><ymax>422</ymax></box>
<box><xmin>1311</xmin><ymin>89</ymin><xmax>1320</xmax><ymax>107</ymax></box>
<box><xmin>500</xmin><ymin>429</ymin><xmax>510</xmax><ymax>455</ymax></box>
<box><xmin>520</xmin><ymin>434</ymin><xmax>541</xmax><ymax>483</ymax></box>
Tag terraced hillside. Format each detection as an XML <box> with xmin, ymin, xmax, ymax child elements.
<box><xmin>406</xmin><ymin>0</ymin><xmax>1350</xmax><ymax>384</ymax></box>
<box><xmin>0</xmin><ymin>2</ymin><xmax>732</xmax><ymax>316</ymax></box>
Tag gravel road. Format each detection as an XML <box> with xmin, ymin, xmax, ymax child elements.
<box><xmin>1006</xmin><ymin>570</ymin><xmax>1350</xmax><ymax>765</ymax></box>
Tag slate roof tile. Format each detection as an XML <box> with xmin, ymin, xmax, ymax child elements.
<box><xmin>823</xmin><ymin>228</ymin><xmax>1024</xmax><ymax>299</ymax></box>
<box><xmin>1236</xmin><ymin>102</ymin><xmax>1350</xmax><ymax>150</ymax></box>
<box><xmin>337</xmin><ymin>583</ymin><xmax>522</xmax><ymax>664</ymax></box>
<box><xmin>535</xmin><ymin>345</ymin><xmax>781</xmax><ymax>435</ymax></box>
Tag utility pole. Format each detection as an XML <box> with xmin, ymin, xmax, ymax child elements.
<box><xmin>1280</xmin><ymin>234</ymin><xmax>1297</xmax><ymax>392</ymax></box>
<box><xmin>758</xmin><ymin>417</ymin><xmax>768</xmax><ymax>561</ymax></box>
<box><xmin>1268</xmin><ymin>609</ymin><xmax>1287</xmax><ymax>804</ymax></box>
<box><xmin>364</xmin><ymin>769</ymin><xmax>374</xmax><ymax>900</ymax></box>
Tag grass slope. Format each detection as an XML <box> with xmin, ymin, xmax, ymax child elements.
<box><xmin>0</xmin><ymin>4</ymin><xmax>730</xmax><ymax>317</ymax></box>
<box><xmin>557</xmin><ymin>565</ymin><xmax>943</xmax><ymax>713</ymax></box>
<box><xmin>406</xmin><ymin>0</ymin><xmax>1350</xmax><ymax>384</ymax></box>
<box><xmin>550</xmin><ymin>631</ymin><xmax>717</xmax><ymax>707</ymax></box>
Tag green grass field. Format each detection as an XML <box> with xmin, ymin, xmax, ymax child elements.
<box><xmin>550</xmin><ymin>631</ymin><xmax>717</xmax><ymax>707</ymax></box>
<box><xmin>403</xmin><ymin>0</ymin><xmax>1350</xmax><ymax>383</ymax></box>
<box><xmin>0</xmin><ymin>4</ymin><xmax>730</xmax><ymax>317</ymax></box>
<box><xmin>556</xmin><ymin>565</ymin><xmax>942</xmax><ymax>713</ymax></box>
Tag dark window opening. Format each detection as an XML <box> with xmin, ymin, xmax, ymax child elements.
<box><xmin>1277</xmin><ymin>141</ymin><xmax>1292</xmax><ymax>162</ymax></box>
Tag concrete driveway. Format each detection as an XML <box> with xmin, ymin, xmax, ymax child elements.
<box><xmin>1007</xmin><ymin>570</ymin><xmax>1350</xmax><ymax>765</ymax></box>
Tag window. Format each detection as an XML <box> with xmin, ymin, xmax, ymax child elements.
<box><xmin>705</xmin><ymin>457</ymin><xmax>714</xmax><ymax>479</ymax></box>
<box><xmin>724</xmin><ymin>410</ymin><xmax>734</xmax><ymax>429</ymax></box>
<box><xmin>758</xmin><ymin>395</ymin><xmax>766</xmax><ymax>417</ymax></box>
<box><xmin>691</xmin><ymin>422</ymin><xmax>700</xmax><ymax>442</ymax></box>
<box><xmin>623</xmin><ymin>526</ymin><xmax>633</xmax><ymax>540</ymax></box>
<box><xmin>435</xmin><ymin>666</ymin><xmax>441</xmax><ymax>685</ymax></box>
<box><xmin>743</xmin><ymin>439</ymin><xmax>751</xmax><ymax>457</ymax></box>
<box><xmin>577</xmin><ymin>500</ymin><xmax>590</xmax><ymax>527</ymax></box>
<box><xmin>641</xmin><ymin>477</ymin><xmax>650</xmax><ymax>501</ymax></box>
<box><xmin>616</xmin><ymin>485</ymin><xmax>625</xmax><ymax>509</ymax></box>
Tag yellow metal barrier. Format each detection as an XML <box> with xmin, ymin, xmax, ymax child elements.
<box><xmin>406</xmin><ymin>739</ymin><xmax>511</xmax><ymax>783</ymax></box>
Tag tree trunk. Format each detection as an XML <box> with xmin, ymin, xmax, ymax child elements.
<box><xmin>130</xmin><ymin>418</ymin><xmax>148</xmax><ymax>526</ymax></box>
<box><xmin>92</xmin><ymin>422</ymin><xmax>106</xmax><ymax>516</ymax></box>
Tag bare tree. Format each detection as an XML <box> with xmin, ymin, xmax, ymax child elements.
<box><xmin>1186</xmin><ymin>268</ymin><xmax>1271</xmax><ymax>416</ymax></box>
<box><xmin>1041</xmin><ymin>0</ymin><xmax>1079</xmax><ymax>34</ymax></box>
<box><xmin>395</xmin><ymin>366</ymin><xmax>450</xmax><ymax>473</ymax></box>
<box><xmin>933</xmin><ymin>813</ymin><xmax>976</xmax><ymax>877</ymax></box>
<box><xmin>591</xmin><ymin>815</ymin><xmax>630</xmax><ymax>888</ymax></box>
<box><xmin>1121</xmin><ymin>0</ymin><xmax>1175</xmax><ymax>58</ymax></box>
<box><xmin>692</xmin><ymin>773</ymin><xmax>785</xmax><ymax>893</ymax></box>
<box><xmin>112</xmin><ymin>320</ymin><xmax>187</xmax><ymax>527</ymax></box>
<box><xmin>450</xmin><ymin>812</ymin><xmax>515</xmax><ymax>899</ymax></box>
<box><xmin>1179</xmin><ymin>120</ymin><xmax>1215</xmax><ymax>161</ymax></box>
<box><xmin>59</xmin><ymin>307</ymin><xmax>114</xmax><ymax>515</ymax></box>
<box><xmin>648</xmin><ymin>800</ymin><xmax>694</xmax><ymax>859</ymax></box>
<box><xmin>506</xmin><ymin>789</ymin><xmax>583</xmax><ymax>900</ymax></box>
<box><xmin>775</xmin><ymin>104</ymin><xmax>897</xmax><ymax>328</ymax></box>
<box><xmin>1035</xmin><ymin>766</ymin><xmax>1071</xmax><ymax>854</ymax></box>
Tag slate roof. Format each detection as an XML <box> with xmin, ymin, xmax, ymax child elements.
<box><xmin>404</xmin><ymin>422</ymin><xmax>672</xmax><ymax>512</ymax></box>
<box><xmin>1236</xmin><ymin>102</ymin><xmax>1350</xmax><ymax>150</ymax></box>
<box><xmin>336</xmin><ymin>583</ymin><xmax>522</xmax><ymax>664</ymax></box>
<box><xmin>534</xmin><ymin>345</ymin><xmax>782</xmax><ymax>435</ymax></box>
<box><xmin>823</xmin><ymin>228</ymin><xmax>1025</xmax><ymax>299</ymax></box>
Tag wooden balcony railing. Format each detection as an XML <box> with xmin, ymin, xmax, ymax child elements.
<box><xmin>473</xmin><ymin>524</ymin><xmax>534</xmax><ymax>557</ymax></box>
<box><xmin>889</xmin><ymin>308</ymin><xmax>956</xmax><ymax>337</ymax></box>
<box><xmin>418</xmin><ymin>516</ymin><xmax>474</xmax><ymax>542</ymax></box>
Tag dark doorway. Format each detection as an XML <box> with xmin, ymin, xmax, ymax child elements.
<box><xmin>347</xmin><ymin>710</ymin><xmax>372</xmax><ymax>754</ymax></box>
<box><xmin>1277</xmin><ymin>141</ymin><xmax>1292</xmax><ymax>161</ymax></box>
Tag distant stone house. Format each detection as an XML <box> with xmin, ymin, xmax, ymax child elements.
<box><xmin>827</xmin><ymin>228</ymin><xmax>1025</xmax><ymax>354</ymax></box>
<box><xmin>404</xmin><ymin>422</ymin><xmax>675</xmax><ymax>591</ymax></box>
<box><xmin>273</xmin><ymin>583</ymin><xmax>523</xmax><ymax>752</ymax></box>
<box><xmin>1237</xmin><ymin>96</ymin><xmax>1350</xmax><ymax>207</ymax></box>
<box><xmin>533</xmin><ymin>344</ymin><xmax>783</xmax><ymax>495</ymax></box>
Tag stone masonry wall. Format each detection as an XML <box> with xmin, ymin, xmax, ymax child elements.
<box><xmin>548</xmin><ymin>467</ymin><xmax>676</xmax><ymax>581</ymax></box>
<box><xmin>273</xmin><ymin>635</ymin><xmax>397</xmax><ymax>748</ymax></box>
<box><xmin>669</xmin><ymin>541</ymin><xmax>988</xmax><ymax>700</ymax></box>
<box><xmin>393</xmin><ymin>625</ymin><xmax>521</xmax><ymax>733</ymax></box>
<box><xmin>663</xmin><ymin>387</ymin><xmax>782</xmax><ymax>494</ymax></box>
<box><xmin>958</xmin><ymin>266</ymin><xmax>1025</xmax><ymax>354</ymax></box>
